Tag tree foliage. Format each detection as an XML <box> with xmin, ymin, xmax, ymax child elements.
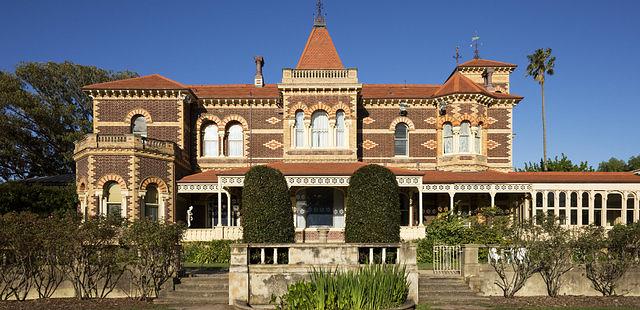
<box><xmin>345</xmin><ymin>164</ymin><xmax>400</xmax><ymax>243</ymax></box>
<box><xmin>0</xmin><ymin>181</ymin><xmax>78</xmax><ymax>215</ymax></box>
<box><xmin>0</xmin><ymin>62</ymin><xmax>137</xmax><ymax>181</ymax></box>
<box><xmin>526</xmin><ymin>47</ymin><xmax>556</xmax><ymax>171</ymax></box>
<box><xmin>597</xmin><ymin>155</ymin><xmax>640</xmax><ymax>172</ymax></box>
<box><xmin>241</xmin><ymin>166</ymin><xmax>295</xmax><ymax>243</ymax></box>
<box><xmin>520</xmin><ymin>153</ymin><xmax>593</xmax><ymax>172</ymax></box>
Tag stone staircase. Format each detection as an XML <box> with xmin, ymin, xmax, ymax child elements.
<box><xmin>154</xmin><ymin>271</ymin><xmax>229</xmax><ymax>309</ymax></box>
<box><xmin>418</xmin><ymin>272</ymin><xmax>491</xmax><ymax>310</ymax></box>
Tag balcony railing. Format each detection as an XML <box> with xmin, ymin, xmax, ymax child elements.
<box><xmin>281</xmin><ymin>68</ymin><xmax>358</xmax><ymax>84</ymax></box>
<box><xmin>74</xmin><ymin>134</ymin><xmax>178</xmax><ymax>157</ymax></box>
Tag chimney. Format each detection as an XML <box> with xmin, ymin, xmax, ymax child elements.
<box><xmin>254</xmin><ymin>56</ymin><xmax>264</xmax><ymax>87</ymax></box>
<box><xmin>482</xmin><ymin>67</ymin><xmax>495</xmax><ymax>92</ymax></box>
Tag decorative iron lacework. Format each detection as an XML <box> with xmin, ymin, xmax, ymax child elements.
<box><xmin>177</xmin><ymin>183</ymin><xmax>219</xmax><ymax>193</ymax></box>
<box><xmin>422</xmin><ymin>183</ymin><xmax>532</xmax><ymax>192</ymax></box>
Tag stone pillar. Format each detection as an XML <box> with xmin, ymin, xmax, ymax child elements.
<box><xmin>622</xmin><ymin>192</ymin><xmax>628</xmax><ymax>224</ymax></box>
<box><xmin>217</xmin><ymin>190</ymin><xmax>222</xmax><ymax>227</ymax></box>
<box><xmin>218</xmin><ymin>131</ymin><xmax>225</xmax><ymax>157</ymax></box>
<box><xmin>227</xmin><ymin>192</ymin><xmax>232</xmax><ymax>227</ymax></box>
<box><xmin>419</xmin><ymin>192</ymin><xmax>424</xmax><ymax>226</ymax></box>
<box><xmin>531</xmin><ymin>192</ymin><xmax>537</xmax><ymax>220</ymax></box>
<box><xmin>461</xmin><ymin>244</ymin><xmax>480</xmax><ymax>278</ymax></box>
<box><xmin>449</xmin><ymin>192</ymin><xmax>455</xmax><ymax>214</ymax></box>
<box><xmin>602</xmin><ymin>193</ymin><xmax>608</xmax><ymax>227</ymax></box>
<box><xmin>490</xmin><ymin>192</ymin><xmax>496</xmax><ymax>208</ymax></box>
<box><xmin>409</xmin><ymin>192</ymin><xmax>414</xmax><ymax>227</ymax></box>
<box><xmin>589</xmin><ymin>192</ymin><xmax>595</xmax><ymax>225</ymax></box>
<box><xmin>523</xmin><ymin>196</ymin><xmax>530</xmax><ymax>221</ymax></box>
<box><xmin>542</xmin><ymin>191</ymin><xmax>548</xmax><ymax>215</ymax></box>
<box><xmin>229</xmin><ymin>244</ymin><xmax>249</xmax><ymax>305</ymax></box>
<box><xmin>635</xmin><ymin>192</ymin><xmax>640</xmax><ymax>223</ymax></box>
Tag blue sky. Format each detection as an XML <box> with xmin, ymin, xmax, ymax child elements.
<box><xmin>1</xmin><ymin>0</ymin><xmax>638</xmax><ymax>168</ymax></box>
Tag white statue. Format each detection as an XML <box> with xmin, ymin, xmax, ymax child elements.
<box><xmin>187</xmin><ymin>206</ymin><xmax>194</xmax><ymax>227</ymax></box>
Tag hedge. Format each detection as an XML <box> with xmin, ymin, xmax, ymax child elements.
<box><xmin>182</xmin><ymin>240</ymin><xmax>233</xmax><ymax>265</ymax></box>
<box><xmin>345</xmin><ymin>164</ymin><xmax>400</xmax><ymax>243</ymax></box>
<box><xmin>241</xmin><ymin>165</ymin><xmax>294</xmax><ymax>243</ymax></box>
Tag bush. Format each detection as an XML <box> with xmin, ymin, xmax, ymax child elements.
<box><xmin>241</xmin><ymin>166</ymin><xmax>294</xmax><ymax>243</ymax></box>
<box><xmin>182</xmin><ymin>240</ymin><xmax>233</xmax><ymax>265</ymax></box>
<box><xmin>0</xmin><ymin>182</ymin><xmax>78</xmax><ymax>215</ymax></box>
<box><xmin>273</xmin><ymin>265</ymin><xmax>408</xmax><ymax>310</ymax></box>
<box><xmin>345</xmin><ymin>164</ymin><xmax>400</xmax><ymax>243</ymax></box>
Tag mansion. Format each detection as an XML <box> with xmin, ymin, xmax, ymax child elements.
<box><xmin>73</xmin><ymin>17</ymin><xmax>640</xmax><ymax>242</ymax></box>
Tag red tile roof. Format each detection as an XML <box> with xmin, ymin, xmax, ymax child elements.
<box><xmin>458</xmin><ymin>58</ymin><xmax>517</xmax><ymax>68</ymax></box>
<box><xmin>296</xmin><ymin>26</ymin><xmax>344</xmax><ymax>69</ymax></box>
<box><xmin>83</xmin><ymin>74</ymin><xmax>186</xmax><ymax>90</ymax></box>
<box><xmin>189</xmin><ymin>84</ymin><xmax>280</xmax><ymax>99</ymax></box>
<box><xmin>422</xmin><ymin>170</ymin><xmax>640</xmax><ymax>184</ymax></box>
<box><xmin>361</xmin><ymin>84</ymin><xmax>441</xmax><ymax>99</ymax></box>
<box><xmin>434</xmin><ymin>71</ymin><xmax>488</xmax><ymax>97</ymax></box>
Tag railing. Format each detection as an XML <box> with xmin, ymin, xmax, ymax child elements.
<box><xmin>433</xmin><ymin>245</ymin><xmax>462</xmax><ymax>274</ymax></box>
<box><xmin>183</xmin><ymin>227</ymin><xmax>243</xmax><ymax>241</ymax></box>
<box><xmin>74</xmin><ymin>133</ymin><xmax>178</xmax><ymax>157</ymax></box>
<box><xmin>281</xmin><ymin>68</ymin><xmax>358</xmax><ymax>84</ymax></box>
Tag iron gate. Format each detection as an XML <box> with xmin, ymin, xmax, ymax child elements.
<box><xmin>433</xmin><ymin>245</ymin><xmax>461</xmax><ymax>274</ymax></box>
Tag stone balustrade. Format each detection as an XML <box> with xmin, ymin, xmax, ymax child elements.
<box><xmin>281</xmin><ymin>68</ymin><xmax>359</xmax><ymax>84</ymax></box>
<box><xmin>183</xmin><ymin>227</ymin><xmax>243</xmax><ymax>242</ymax></box>
<box><xmin>74</xmin><ymin>133</ymin><xmax>179</xmax><ymax>157</ymax></box>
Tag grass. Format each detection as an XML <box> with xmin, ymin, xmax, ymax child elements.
<box><xmin>417</xmin><ymin>262</ymin><xmax>432</xmax><ymax>270</ymax></box>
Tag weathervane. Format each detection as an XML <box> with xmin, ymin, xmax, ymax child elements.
<box><xmin>471</xmin><ymin>32</ymin><xmax>481</xmax><ymax>59</ymax></box>
<box><xmin>453</xmin><ymin>46</ymin><xmax>461</xmax><ymax>65</ymax></box>
<box><xmin>314</xmin><ymin>0</ymin><xmax>326</xmax><ymax>26</ymax></box>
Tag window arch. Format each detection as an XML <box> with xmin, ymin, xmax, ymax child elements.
<box><xmin>394</xmin><ymin>123</ymin><xmax>409</xmax><ymax>156</ymax></box>
<box><xmin>443</xmin><ymin>122</ymin><xmax>453</xmax><ymax>155</ymax></box>
<box><xmin>335</xmin><ymin>110</ymin><xmax>346</xmax><ymax>148</ymax></box>
<box><xmin>295</xmin><ymin>110</ymin><xmax>305</xmax><ymax>148</ymax></box>
<box><xmin>103</xmin><ymin>181</ymin><xmax>122</xmax><ymax>217</ymax></box>
<box><xmin>311</xmin><ymin>110</ymin><xmax>329</xmax><ymax>148</ymax></box>
<box><xmin>144</xmin><ymin>185</ymin><xmax>159</xmax><ymax>221</ymax></box>
<box><xmin>202</xmin><ymin>123</ymin><xmax>219</xmax><ymax>157</ymax></box>
<box><xmin>131</xmin><ymin>115</ymin><xmax>147</xmax><ymax>137</ymax></box>
<box><xmin>459</xmin><ymin>121</ymin><xmax>471</xmax><ymax>153</ymax></box>
<box><xmin>226</xmin><ymin>123</ymin><xmax>243</xmax><ymax>157</ymax></box>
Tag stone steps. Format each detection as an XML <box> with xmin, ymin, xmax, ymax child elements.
<box><xmin>154</xmin><ymin>272</ymin><xmax>229</xmax><ymax>308</ymax></box>
<box><xmin>418</xmin><ymin>273</ymin><xmax>490</xmax><ymax>310</ymax></box>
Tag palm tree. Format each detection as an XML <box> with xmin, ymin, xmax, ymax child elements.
<box><xmin>526</xmin><ymin>48</ymin><xmax>556</xmax><ymax>171</ymax></box>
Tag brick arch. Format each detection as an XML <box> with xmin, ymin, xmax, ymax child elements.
<box><xmin>126</xmin><ymin>109</ymin><xmax>153</xmax><ymax>124</ymax></box>
<box><xmin>96</xmin><ymin>174</ymin><xmax>127</xmax><ymax>190</ymax></box>
<box><xmin>196</xmin><ymin>113</ymin><xmax>222</xmax><ymax>131</ymax></box>
<box><xmin>220</xmin><ymin>114</ymin><xmax>249</xmax><ymax>130</ymax></box>
<box><xmin>308</xmin><ymin>103</ymin><xmax>334</xmax><ymax>118</ymax></box>
<box><xmin>332</xmin><ymin>103</ymin><xmax>352</xmax><ymax>118</ymax></box>
<box><xmin>389</xmin><ymin>116</ymin><xmax>416</xmax><ymax>131</ymax></box>
<box><xmin>287</xmin><ymin>103</ymin><xmax>308</xmax><ymax>118</ymax></box>
<box><xmin>139</xmin><ymin>176</ymin><xmax>169</xmax><ymax>194</ymax></box>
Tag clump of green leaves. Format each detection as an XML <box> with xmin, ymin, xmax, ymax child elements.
<box><xmin>182</xmin><ymin>240</ymin><xmax>233</xmax><ymax>265</ymax></box>
<box><xmin>273</xmin><ymin>265</ymin><xmax>409</xmax><ymax>310</ymax></box>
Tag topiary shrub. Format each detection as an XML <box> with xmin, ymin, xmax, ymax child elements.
<box><xmin>241</xmin><ymin>165</ymin><xmax>294</xmax><ymax>243</ymax></box>
<box><xmin>345</xmin><ymin>164</ymin><xmax>400</xmax><ymax>243</ymax></box>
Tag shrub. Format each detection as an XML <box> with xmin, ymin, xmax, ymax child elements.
<box><xmin>182</xmin><ymin>240</ymin><xmax>233</xmax><ymax>265</ymax></box>
<box><xmin>345</xmin><ymin>164</ymin><xmax>400</xmax><ymax>243</ymax></box>
<box><xmin>273</xmin><ymin>265</ymin><xmax>408</xmax><ymax>310</ymax></box>
<box><xmin>122</xmin><ymin>218</ymin><xmax>185</xmax><ymax>301</ymax></box>
<box><xmin>241</xmin><ymin>166</ymin><xmax>294</xmax><ymax>243</ymax></box>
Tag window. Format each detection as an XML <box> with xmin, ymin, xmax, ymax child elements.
<box><xmin>394</xmin><ymin>123</ymin><xmax>409</xmax><ymax>156</ymax></box>
<box><xmin>443</xmin><ymin>123</ymin><xmax>453</xmax><ymax>154</ymax></box>
<box><xmin>144</xmin><ymin>185</ymin><xmax>159</xmax><ymax>221</ymax></box>
<box><xmin>311</xmin><ymin>110</ymin><xmax>329</xmax><ymax>148</ymax></box>
<box><xmin>295</xmin><ymin>110</ymin><xmax>305</xmax><ymax>148</ymax></box>
<box><xmin>104</xmin><ymin>182</ymin><xmax>122</xmax><ymax>217</ymax></box>
<box><xmin>335</xmin><ymin>110</ymin><xmax>346</xmax><ymax>148</ymax></box>
<box><xmin>131</xmin><ymin>115</ymin><xmax>147</xmax><ymax>137</ymax></box>
<box><xmin>202</xmin><ymin>124</ymin><xmax>219</xmax><ymax>157</ymax></box>
<box><xmin>475</xmin><ymin>125</ymin><xmax>482</xmax><ymax>154</ymax></box>
<box><xmin>459</xmin><ymin>121</ymin><xmax>470</xmax><ymax>153</ymax></box>
<box><xmin>227</xmin><ymin>124</ymin><xmax>243</xmax><ymax>157</ymax></box>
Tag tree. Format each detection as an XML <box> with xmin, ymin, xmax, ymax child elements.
<box><xmin>0</xmin><ymin>62</ymin><xmax>137</xmax><ymax>181</ymax></box>
<box><xmin>345</xmin><ymin>164</ymin><xmax>400</xmax><ymax>243</ymax></box>
<box><xmin>520</xmin><ymin>153</ymin><xmax>593</xmax><ymax>172</ymax></box>
<box><xmin>526</xmin><ymin>48</ymin><xmax>556</xmax><ymax>172</ymax></box>
<box><xmin>241</xmin><ymin>166</ymin><xmax>295</xmax><ymax>243</ymax></box>
<box><xmin>530</xmin><ymin>215</ymin><xmax>576</xmax><ymax>297</ymax></box>
<box><xmin>627</xmin><ymin>155</ymin><xmax>640</xmax><ymax>171</ymax></box>
<box><xmin>597</xmin><ymin>157</ymin><xmax>627</xmax><ymax>172</ymax></box>
<box><xmin>0</xmin><ymin>182</ymin><xmax>78</xmax><ymax>215</ymax></box>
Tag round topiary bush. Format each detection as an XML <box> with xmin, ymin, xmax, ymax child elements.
<box><xmin>345</xmin><ymin>164</ymin><xmax>400</xmax><ymax>243</ymax></box>
<box><xmin>241</xmin><ymin>165</ymin><xmax>294</xmax><ymax>243</ymax></box>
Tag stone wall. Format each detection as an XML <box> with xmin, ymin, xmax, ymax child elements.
<box><xmin>229</xmin><ymin>243</ymin><xmax>418</xmax><ymax>306</ymax></box>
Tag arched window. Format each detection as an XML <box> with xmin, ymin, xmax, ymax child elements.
<box><xmin>104</xmin><ymin>182</ymin><xmax>122</xmax><ymax>217</ymax></box>
<box><xmin>226</xmin><ymin>124</ymin><xmax>243</xmax><ymax>157</ymax></box>
<box><xmin>335</xmin><ymin>110</ymin><xmax>346</xmax><ymax>148</ymax></box>
<box><xmin>131</xmin><ymin>115</ymin><xmax>147</xmax><ymax>137</ymax></box>
<box><xmin>394</xmin><ymin>123</ymin><xmax>409</xmax><ymax>156</ymax></box>
<box><xmin>311</xmin><ymin>110</ymin><xmax>329</xmax><ymax>148</ymax></box>
<box><xmin>459</xmin><ymin>121</ymin><xmax>470</xmax><ymax>153</ymax></box>
<box><xmin>144</xmin><ymin>185</ymin><xmax>159</xmax><ymax>221</ymax></box>
<box><xmin>475</xmin><ymin>125</ymin><xmax>482</xmax><ymax>154</ymax></box>
<box><xmin>443</xmin><ymin>123</ymin><xmax>453</xmax><ymax>154</ymax></box>
<box><xmin>202</xmin><ymin>124</ymin><xmax>219</xmax><ymax>157</ymax></box>
<box><xmin>295</xmin><ymin>110</ymin><xmax>305</xmax><ymax>148</ymax></box>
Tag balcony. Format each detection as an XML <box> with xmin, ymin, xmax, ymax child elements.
<box><xmin>280</xmin><ymin>68</ymin><xmax>359</xmax><ymax>85</ymax></box>
<box><xmin>74</xmin><ymin>134</ymin><xmax>183</xmax><ymax>159</ymax></box>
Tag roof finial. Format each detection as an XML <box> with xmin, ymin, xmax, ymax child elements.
<box><xmin>471</xmin><ymin>32</ymin><xmax>481</xmax><ymax>59</ymax></box>
<box><xmin>314</xmin><ymin>0</ymin><xmax>326</xmax><ymax>27</ymax></box>
<box><xmin>453</xmin><ymin>46</ymin><xmax>461</xmax><ymax>65</ymax></box>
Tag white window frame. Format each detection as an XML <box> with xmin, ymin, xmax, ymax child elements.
<box><xmin>394</xmin><ymin>123</ymin><xmax>409</xmax><ymax>157</ymax></box>
<box><xmin>311</xmin><ymin>111</ymin><xmax>329</xmax><ymax>148</ymax></box>
<box><xmin>202</xmin><ymin>124</ymin><xmax>219</xmax><ymax>157</ymax></box>
<box><xmin>227</xmin><ymin>124</ymin><xmax>244</xmax><ymax>157</ymax></box>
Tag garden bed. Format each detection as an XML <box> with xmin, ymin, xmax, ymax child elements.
<box><xmin>0</xmin><ymin>298</ymin><xmax>169</xmax><ymax>310</ymax></box>
<box><xmin>488</xmin><ymin>296</ymin><xmax>640</xmax><ymax>309</ymax></box>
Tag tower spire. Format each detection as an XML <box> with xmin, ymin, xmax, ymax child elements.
<box><xmin>314</xmin><ymin>0</ymin><xmax>326</xmax><ymax>27</ymax></box>
<box><xmin>471</xmin><ymin>32</ymin><xmax>481</xmax><ymax>59</ymax></box>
